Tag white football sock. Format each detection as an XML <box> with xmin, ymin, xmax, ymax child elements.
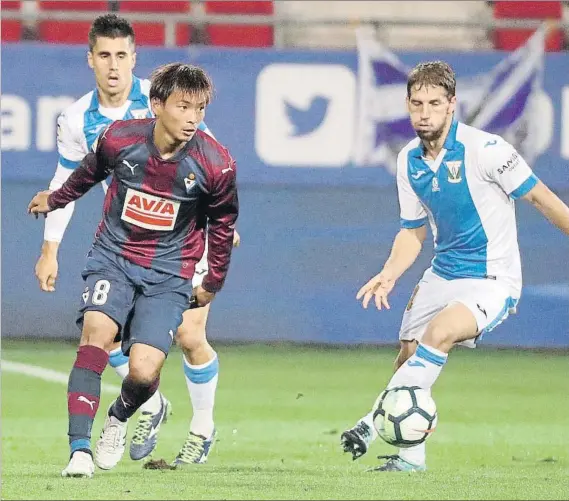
<box><xmin>397</xmin><ymin>389</ymin><xmax>430</xmax><ymax>466</ymax></box>
<box><xmin>385</xmin><ymin>345</ymin><xmax>446</xmax><ymax>467</ymax></box>
<box><xmin>108</xmin><ymin>348</ymin><xmax>129</xmax><ymax>380</ymax></box>
<box><xmin>183</xmin><ymin>353</ymin><xmax>218</xmax><ymax>438</ymax></box>
<box><xmin>387</xmin><ymin>343</ymin><xmax>448</xmax><ymax>390</ymax></box>
<box><xmin>398</xmin><ymin>442</ymin><xmax>426</xmax><ymax>466</ymax></box>
<box><xmin>139</xmin><ymin>389</ymin><xmax>163</xmax><ymax>414</ymax></box>
<box><xmin>360</xmin><ymin>410</ymin><xmax>379</xmax><ymax>442</ymax></box>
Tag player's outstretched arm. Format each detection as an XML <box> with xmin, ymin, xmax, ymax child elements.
<box><xmin>35</xmin><ymin>240</ymin><xmax>59</xmax><ymax>292</ymax></box>
<box><xmin>28</xmin><ymin>151</ymin><xmax>107</xmax><ymax>217</ymax></box>
<box><xmin>522</xmin><ymin>180</ymin><xmax>569</xmax><ymax>236</ymax></box>
<box><xmin>41</xmin><ymin>111</ymin><xmax>88</xmax><ymax>245</ymax></box>
<box><xmin>35</xmin><ymin>165</ymin><xmax>76</xmax><ymax>292</ymax></box>
<box><xmin>357</xmin><ymin>226</ymin><xmax>427</xmax><ymax>310</ymax></box>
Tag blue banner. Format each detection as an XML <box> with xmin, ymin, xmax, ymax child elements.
<box><xmin>2</xmin><ymin>43</ymin><xmax>568</xmax><ymax>348</ymax></box>
<box><xmin>3</xmin><ymin>181</ymin><xmax>568</xmax><ymax>348</ymax></box>
<box><xmin>2</xmin><ymin>43</ymin><xmax>569</xmax><ymax>188</ymax></box>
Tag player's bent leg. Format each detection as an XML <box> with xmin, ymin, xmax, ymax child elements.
<box><xmin>177</xmin><ymin>304</ymin><xmax>212</xmax><ymax>364</ymax></box>
<box><xmin>173</xmin><ymin>304</ymin><xmax>219</xmax><ymax>465</ymax></box>
<box><xmin>96</xmin><ymin>343</ymin><xmax>165</xmax><ymax>470</ymax></box>
<box><xmin>384</xmin><ymin>340</ymin><xmax>428</xmax><ymax>471</ymax></box>
<box><xmin>108</xmin><ymin>338</ymin><xmax>173</xmax><ymax>461</ymax></box>
<box><xmin>421</xmin><ymin>302</ymin><xmax>479</xmax><ymax>353</ymax></box>
<box><xmin>109</xmin><ymin>334</ymin><xmax>172</xmax><ymax>461</ymax></box>
<box><xmin>127</xmin><ymin>329</ymin><xmax>173</xmax><ymax>461</ymax></box>
<box><xmin>122</xmin><ymin>290</ymin><xmax>184</xmax><ymax>462</ymax></box>
<box><xmin>369</xmin><ymin>304</ymin><xmax>477</xmax><ymax>473</ymax></box>
<box><xmin>64</xmin><ymin>311</ymin><xmax>118</xmax><ymax>478</ymax></box>
<box><xmin>126</xmin><ymin>343</ymin><xmax>171</xmax><ymax>461</ymax></box>
<box><xmin>341</xmin><ymin>340</ymin><xmax>418</xmax><ymax>461</ymax></box>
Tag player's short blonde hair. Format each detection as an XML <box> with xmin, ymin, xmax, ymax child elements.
<box><xmin>407</xmin><ymin>61</ymin><xmax>456</xmax><ymax>99</ymax></box>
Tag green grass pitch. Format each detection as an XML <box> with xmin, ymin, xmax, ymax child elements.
<box><xmin>2</xmin><ymin>340</ymin><xmax>568</xmax><ymax>500</ymax></box>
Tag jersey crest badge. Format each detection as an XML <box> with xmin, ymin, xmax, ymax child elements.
<box><xmin>184</xmin><ymin>173</ymin><xmax>197</xmax><ymax>193</ymax></box>
<box><xmin>445</xmin><ymin>161</ymin><xmax>462</xmax><ymax>184</ymax></box>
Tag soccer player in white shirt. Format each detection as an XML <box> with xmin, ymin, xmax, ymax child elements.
<box><xmin>34</xmin><ymin>14</ymin><xmax>237</xmax><ymax>476</ymax></box>
<box><xmin>341</xmin><ymin>61</ymin><xmax>569</xmax><ymax>472</ymax></box>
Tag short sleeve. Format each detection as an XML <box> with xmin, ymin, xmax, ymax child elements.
<box><xmin>397</xmin><ymin>151</ymin><xmax>428</xmax><ymax>228</ymax></box>
<box><xmin>480</xmin><ymin>138</ymin><xmax>538</xmax><ymax>199</ymax></box>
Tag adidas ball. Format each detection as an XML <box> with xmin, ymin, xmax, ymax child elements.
<box><xmin>373</xmin><ymin>386</ymin><xmax>438</xmax><ymax>448</ymax></box>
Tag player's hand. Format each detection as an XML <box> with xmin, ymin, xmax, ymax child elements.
<box><xmin>192</xmin><ymin>284</ymin><xmax>216</xmax><ymax>307</ymax></box>
<box><xmin>356</xmin><ymin>270</ymin><xmax>396</xmax><ymax>310</ymax></box>
<box><xmin>27</xmin><ymin>190</ymin><xmax>53</xmax><ymax>219</ymax></box>
<box><xmin>35</xmin><ymin>252</ymin><xmax>58</xmax><ymax>292</ymax></box>
<box><xmin>233</xmin><ymin>229</ymin><xmax>241</xmax><ymax>248</ymax></box>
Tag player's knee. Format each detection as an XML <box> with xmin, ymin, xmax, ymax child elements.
<box><xmin>80</xmin><ymin>311</ymin><xmax>118</xmax><ymax>351</ymax></box>
<box><xmin>128</xmin><ymin>363</ymin><xmax>160</xmax><ymax>385</ymax></box>
<box><xmin>423</xmin><ymin>322</ymin><xmax>453</xmax><ymax>349</ymax></box>
<box><xmin>127</xmin><ymin>344</ymin><xmax>165</xmax><ymax>384</ymax></box>
<box><xmin>177</xmin><ymin>309</ymin><xmax>208</xmax><ymax>350</ymax></box>
<box><xmin>180</xmin><ymin>336</ymin><xmax>211</xmax><ymax>360</ymax></box>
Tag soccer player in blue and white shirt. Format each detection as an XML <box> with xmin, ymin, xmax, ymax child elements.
<box><xmin>341</xmin><ymin>61</ymin><xmax>569</xmax><ymax>472</ymax></box>
<box><xmin>34</xmin><ymin>14</ymin><xmax>232</xmax><ymax>470</ymax></box>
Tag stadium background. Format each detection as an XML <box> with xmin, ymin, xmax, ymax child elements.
<box><xmin>2</xmin><ymin>0</ymin><xmax>568</xmax><ymax>347</ymax></box>
<box><xmin>1</xmin><ymin>2</ymin><xmax>569</xmax><ymax>500</ymax></box>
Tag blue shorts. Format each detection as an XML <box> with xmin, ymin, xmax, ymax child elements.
<box><xmin>77</xmin><ymin>247</ymin><xmax>193</xmax><ymax>356</ymax></box>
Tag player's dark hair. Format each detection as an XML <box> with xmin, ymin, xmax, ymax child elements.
<box><xmin>149</xmin><ymin>63</ymin><xmax>213</xmax><ymax>105</ymax></box>
<box><xmin>407</xmin><ymin>61</ymin><xmax>456</xmax><ymax>99</ymax></box>
<box><xmin>88</xmin><ymin>14</ymin><xmax>135</xmax><ymax>51</ymax></box>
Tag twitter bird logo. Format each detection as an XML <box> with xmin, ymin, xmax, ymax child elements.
<box><xmin>284</xmin><ymin>96</ymin><xmax>330</xmax><ymax>137</ymax></box>
<box><xmin>255</xmin><ymin>63</ymin><xmax>356</xmax><ymax>166</ymax></box>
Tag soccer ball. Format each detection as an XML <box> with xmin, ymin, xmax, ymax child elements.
<box><xmin>373</xmin><ymin>386</ymin><xmax>438</xmax><ymax>448</ymax></box>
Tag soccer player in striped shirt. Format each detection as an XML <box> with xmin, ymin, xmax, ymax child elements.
<box><xmin>35</xmin><ymin>14</ymin><xmax>236</xmax><ymax>467</ymax></box>
<box><xmin>29</xmin><ymin>63</ymin><xmax>239</xmax><ymax>478</ymax></box>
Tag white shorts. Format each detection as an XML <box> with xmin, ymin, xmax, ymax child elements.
<box><xmin>399</xmin><ymin>268</ymin><xmax>518</xmax><ymax>348</ymax></box>
<box><xmin>192</xmin><ymin>240</ymin><xmax>208</xmax><ymax>288</ymax></box>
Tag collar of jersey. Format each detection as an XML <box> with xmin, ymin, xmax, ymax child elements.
<box><xmin>146</xmin><ymin>121</ymin><xmax>197</xmax><ymax>162</ymax></box>
<box><xmin>88</xmin><ymin>75</ymin><xmax>145</xmax><ymax>112</ymax></box>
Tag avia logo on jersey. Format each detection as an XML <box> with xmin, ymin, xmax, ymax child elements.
<box><xmin>497</xmin><ymin>151</ymin><xmax>520</xmax><ymax>175</ymax></box>
<box><xmin>255</xmin><ymin>63</ymin><xmax>356</xmax><ymax>167</ymax></box>
<box><xmin>121</xmin><ymin>188</ymin><xmax>180</xmax><ymax>231</ymax></box>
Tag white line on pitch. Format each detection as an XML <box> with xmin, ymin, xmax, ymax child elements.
<box><xmin>1</xmin><ymin>360</ymin><xmax>121</xmax><ymax>393</ymax></box>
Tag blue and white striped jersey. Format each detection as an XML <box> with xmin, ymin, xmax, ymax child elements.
<box><xmin>397</xmin><ymin>119</ymin><xmax>538</xmax><ymax>298</ymax></box>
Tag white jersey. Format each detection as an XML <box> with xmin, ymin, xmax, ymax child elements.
<box><xmin>45</xmin><ymin>75</ymin><xmax>212</xmax><ymax>242</ymax></box>
<box><xmin>397</xmin><ymin>120</ymin><xmax>538</xmax><ymax>298</ymax></box>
